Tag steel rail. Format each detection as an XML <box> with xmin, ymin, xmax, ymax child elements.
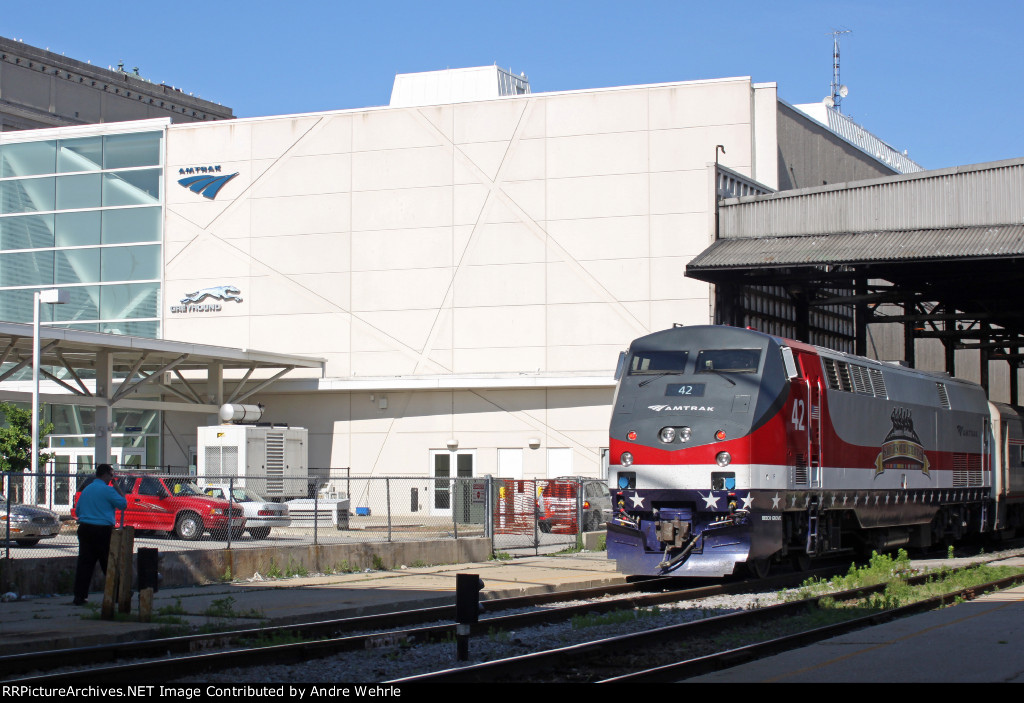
<box><xmin>603</xmin><ymin>572</ymin><xmax>1024</xmax><ymax>683</ymax></box>
<box><xmin>389</xmin><ymin>564</ymin><xmax>1024</xmax><ymax>683</ymax></box>
<box><xmin>1</xmin><ymin>568</ymin><xmax>838</xmax><ymax>682</ymax></box>
<box><xmin>0</xmin><ymin>575</ymin><xmax>672</xmax><ymax>678</ymax></box>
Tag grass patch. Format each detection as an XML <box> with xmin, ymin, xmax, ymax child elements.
<box><xmin>490</xmin><ymin>552</ymin><xmax>513</xmax><ymax>562</ymax></box>
<box><xmin>572</xmin><ymin>606</ymin><xmax>662</xmax><ymax>630</ymax></box>
<box><xmin>156</xmin><ymin>598</ymin><xmax>186</xmax><ymax>616</ymax></box>
<box><xmin>784</xmin><ymin>549</ymin><xmax>1024</xmax><ymax>613</ymax></box>
<box><xmin>203</xmin><ymin>596</ymin><xmax>264</xmax><ymax>620</ymax></box>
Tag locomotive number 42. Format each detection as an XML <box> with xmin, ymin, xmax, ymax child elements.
<box><xmin>791</xmin><ymin>399</ymin><xmax>806</xmax><ymax>430</ymax></box>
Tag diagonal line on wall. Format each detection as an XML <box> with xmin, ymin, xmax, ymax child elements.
<box><xmin>165</xmin><ymin>116</ymin><xmax>454</xmax><ymax>374</ymax></box>
<box><xmin>407</xmin><ymin>101</ymin><xmax>532</xmax><ymax>373</ymax></box>
<box><xmin>470</xmin><ymin>388</ymin><xmax>603</xmax><ymax>462</ymax></box>
<box><xmin>409</xmin><ymin>98</ymin><xmax>649</xmax><ymax>371</ymax></box>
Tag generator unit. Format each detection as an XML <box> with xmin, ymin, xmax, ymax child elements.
<box><xmin>197</xmin><ymin>422</ymin><xmax>309</xmax><ymax>501</ymax></box>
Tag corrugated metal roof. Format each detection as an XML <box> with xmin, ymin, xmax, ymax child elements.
<box><xmin>719</xmin><ymin>158</ymin><xmax>1024</xmax><ymax>238</ymax></box>
<box><xmin>687</xmin><ymin>225</ymin><xmax>1024</xmax><ymax>271</ymax></box>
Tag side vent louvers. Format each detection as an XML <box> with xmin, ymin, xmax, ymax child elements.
<box><xmin>793</xmin><ymin>454</ymin><xmax>808</xmax><ymax>485</ymax></box>
<box><xmin>851</xmin><ymin>365</ymin><xmax>872</xmax><ymax>394</ymax></box>
<box><xmin>869</xmin><ymin>368</ymin><xmax>887</xmax><ymax>398</ymax></box>
<box><xmin>822</xmin><ymin>358</ymin><xmax>841</xmax><ymax>390</ymax></box>
<box><xmin>936</xmin><ymin>382</ymin><xmax>951</xmax><ymax>409</ymax></box>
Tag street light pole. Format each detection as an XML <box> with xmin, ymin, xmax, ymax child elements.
<box><xmin>30</xmin><ymin>289</ymin><xmax>67</xmax><ymax>504</ymax></box>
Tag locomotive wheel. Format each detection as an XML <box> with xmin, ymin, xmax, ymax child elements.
<box><xmin>791</xmin><ymin>552</ymin><xmax>812</xmax><ymax>572</ymax></box>
<box><xmin>746</xmin><ymin>557</ymin><xmax>772</xmax><ymax>579</ymax></box>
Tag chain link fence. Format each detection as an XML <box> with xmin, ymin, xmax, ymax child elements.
<box><xmin>2</xmin><ymin>468</ymin><xmax>610</xmax><ymax>561</ymax></box>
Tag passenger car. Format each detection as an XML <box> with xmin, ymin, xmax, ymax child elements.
<box><xmin>74</xmin><ymin>474</ymin><xmax>245</xmax><ymax>540</ymax></box>
<box><xmin>202</xmin><ymin>484</ymin><xmax>290</xmax><ymax>539</ymax></box>
<box><xmin>0</xmin><ymin>491</ymin><xmax>62</xmax><ymax>546</ymax></box>
<box><xmin>537</xmin><ymin>477</ymin><xmax>612</xmax><ymax>533</ymax></box>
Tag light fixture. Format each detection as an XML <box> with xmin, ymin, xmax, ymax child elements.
<box><xmin>528</xmin><ymin>438</ymin><xmax>541</xmax><ymax>449</ymax></box>
<box><xmin>446</xmin><ymin>438</ymin><xmax>459</xmax><ymax>451</ymax></box>
<box><xmin>31</xmin><ymin>289</ymin><xmax>68</xmax><ymax>502</ymax></box>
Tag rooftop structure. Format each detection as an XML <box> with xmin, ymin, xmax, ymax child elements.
<box><xmin>390</xmin><ymin>65</ymin><xmax>530</xmax><ymax>107</ymax></box>
<box><xmin>0</xmin><ymin>35</ymin><xmax>233</xmax><ymax>131</ymax></box>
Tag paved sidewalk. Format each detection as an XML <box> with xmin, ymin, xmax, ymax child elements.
<box><xmin>0</xmin><ymin>552</ymin><xmax>623</xmax><ymax>656</ymax></box>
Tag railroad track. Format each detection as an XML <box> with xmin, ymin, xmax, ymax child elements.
<box><xmin>1</xmin><ymin>568</ymin><xmax>838</xmax><ymax>682</ymax></box>
<box><xmin>392</xmin><ymin>565</ymin><xmax>1024</xmax><ymax>683</ymax></box>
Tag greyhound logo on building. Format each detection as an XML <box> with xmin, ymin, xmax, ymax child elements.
<box><xmin>875</xmin><ymin>407</ymin><xmax>931</xmax><ymax>477</ymax></box>
<box><xmin>170</xmin><ymin>285</ymin><xmax>243</xmax><ymax>314</ymax></box>
<box><xmin>180</xmin><ymin>286</ymin><xmax>243</xmax><ymax>305</ymax></box>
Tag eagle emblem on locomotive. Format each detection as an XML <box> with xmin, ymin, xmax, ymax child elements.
<box><xmin>875</xmin><ymin>407</ymin><xmax>931</xmax><ymax>477</ymax></box>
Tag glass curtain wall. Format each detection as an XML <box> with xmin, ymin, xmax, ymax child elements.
<box><xmin>0</xmin><ymin>130</ymin><xmax>162</xmax><ymax>337</ymax></box>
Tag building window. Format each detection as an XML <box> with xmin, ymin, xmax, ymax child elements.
<box><xmin>0</xmin><ymin>130</ymin><xmax>164</xmax><ymax>338</ymax></box>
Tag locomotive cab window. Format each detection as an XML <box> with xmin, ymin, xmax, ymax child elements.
<box><xmin>628</xmin><ymin>350</ymin><xmax>689</xmax><ymax>374</ymax></box>
<box><xmin>695</xmin><ymin>349</ymin><xmax>761</xmax><ymax>374</ymax></box>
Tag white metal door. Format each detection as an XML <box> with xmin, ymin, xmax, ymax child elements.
<box><xmin>497</xmin><ymin>448</ymin><xmax>523</xmax><ymax>480</ymax></box>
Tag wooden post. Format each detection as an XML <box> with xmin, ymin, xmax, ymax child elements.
<box><xmin>101</xmin><ymin>529</ymin><xmax>122</xmax><ymax>620</ymax></box>
<box><xmin>139</xmin><ymin>588</ymin><xmax>154</xmax><ymax>623</ymax></box>
<box><xmin>100</xmin><ymin>526</ymin><xmax>135</xmax><ymax>619</ymax></box>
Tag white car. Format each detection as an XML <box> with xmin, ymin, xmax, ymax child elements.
<box><xmin>202</xmin><ymin>484</ymin><xmax>290</xmax><ymax>539</ymax></box>
<box><xmin>1</xmin><ymin>492</ymin><xmax>62</xmax><ymax>546</ymax></box>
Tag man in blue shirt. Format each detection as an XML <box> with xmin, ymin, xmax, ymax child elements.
<box><xmin>72</xmin><ymin>463</ymin><xmax>127</xmax><ymax>605</ymax></box>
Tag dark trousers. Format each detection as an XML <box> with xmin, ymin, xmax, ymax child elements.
<box><xmin>74</xmin><ymin>522</ymin><xmax>114</xmax><ymax>602</ymax></box>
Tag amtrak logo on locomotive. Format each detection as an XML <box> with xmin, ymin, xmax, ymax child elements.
<box><xmin>874</xmin><ymin>407</ymin><xmax>931</xmax><ymax>477</ymax></box>
<box><xmin>647</xmin><ymin>405</ymin><xmax>715</xmax><ymax>412</ymax></box>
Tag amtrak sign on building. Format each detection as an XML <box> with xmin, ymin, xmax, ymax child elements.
<box><xmin>170</xmin><ymin>286</ymin><xmax>244</xmax><ymax>314</ymax></box>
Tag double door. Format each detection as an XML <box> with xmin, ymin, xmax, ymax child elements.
<box><xmin>431</xmin><ymin>449</ymin><xmax>475</xmax><ymax>520</ymax></box>
<box><xmin>41</xmin><ymin>446</ymin><xmax>145</xmax><ymax>511</ymax></box>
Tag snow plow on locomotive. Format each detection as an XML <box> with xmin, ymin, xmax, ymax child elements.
<box><xmin>606</xmin><ymin>325</ymin><xmax>1024</xmax><ymax>577</ymax></box>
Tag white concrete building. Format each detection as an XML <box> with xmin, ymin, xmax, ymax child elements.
<box><xmin>0</xmin><ymin>68</ymin><xmax>910</xmax><ymax>498</ymax></box>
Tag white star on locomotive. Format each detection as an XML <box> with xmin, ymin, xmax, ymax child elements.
<box><xmin>702</xmin><ymin>492</ymin><xmax>720</xmax><ymax>510</ymax></box>
<box><xmin>740</xmin><ymin>493</ymin><xmax>754</xmax><ymax>510</ymax></box>
<box><xmin>629</xmin><ymin>493</ymin><xmax>645</xmax><ymax>509</ymax></box>
<box><xmin>771</xmin><ymin>493</ymin><xmax>781</xmax><ymax>509</ymax></box>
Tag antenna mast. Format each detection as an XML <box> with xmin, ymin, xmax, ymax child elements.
<box><xmin>828</xmin><ymin>29</ymin><xmax>852</xmax><ymax>112</ymax></box>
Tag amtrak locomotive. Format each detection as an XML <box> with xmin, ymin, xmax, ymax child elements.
<box><xmin>606</xmin><ymin>325</ymin><xmax>1024</xmax><ymax>577</ymax></box>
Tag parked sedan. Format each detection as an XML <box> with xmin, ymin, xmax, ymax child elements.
<box><xmin>202</xmin><ymin>484</ymin><xmax>290</xmax><ymax>540</ymax></box>
<box><xmin>0</xmin><ymin>492</ymin><xmax>62</xmax><ymax>547</ymax></box>
<box><xmin>537</xmin><ymin>477</ymin><xmax>612</xmax><ymax>533</ymax></box>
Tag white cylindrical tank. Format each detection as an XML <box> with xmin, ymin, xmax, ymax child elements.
<box><xmin>219</xmin><ymin>403</ymin><xmax>264</xmax><ymax>424</ymax></box>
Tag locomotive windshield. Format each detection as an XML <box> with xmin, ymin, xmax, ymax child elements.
<box><xmin>694</xmin><ymin>348</ymin><xmax>761</xmax><ymax>374</ymax></box>
<box><xmin>628</xmin><ymin>350</ymin><xmax>689</xmax><ymax>375</ymax></box>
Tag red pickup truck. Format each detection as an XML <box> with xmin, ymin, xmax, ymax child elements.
<box><xmin>75</xmin><ymin>474</ymin><xmax>245</xmax><ymax>540</ymax></box>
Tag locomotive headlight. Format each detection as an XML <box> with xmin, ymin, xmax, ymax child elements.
<box><xmin>716</xmin><ymin>451</ymin><xmax>732</xmax><ymax>467</ymax></box>
<box><xmin>679</xmin><ymin>426</ymin><xmax>692</xmax><ymax>442</ymax></box>
<box><xmin>620</xmin><ymin>451</ymin><xmax>634</xmax><ymax>467</ymax></box>
<box><xmin>659</xmin><ymin>427</ymin><xmax>676</xmax><ymax>443</ymax></box>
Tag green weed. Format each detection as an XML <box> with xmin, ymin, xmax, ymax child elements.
<box><xmin>285</xmin><ymin>560</ymin><xmax>308</xmax><ymax>578</ymax></box>
<box><xmin>156</xmin><ymin>598</ymin><xmax>186</xmax><ymax>616</ymax></box>
<box><xmin>572</xmin><ymin>606</ymin><xmax>662</xmax><ymax>630</ymax></box>
<box><xmin>203</xmin><ymin>596</ymin><xmax>264</xmax><ymax>620</ymax></box>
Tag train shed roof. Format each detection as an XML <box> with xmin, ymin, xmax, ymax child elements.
<box><xmin>688</xmin><ymin>157</ymin><xmax>1024</xmax><ymax>368</ymax></box>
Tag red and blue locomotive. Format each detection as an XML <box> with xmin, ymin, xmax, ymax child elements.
<box><xmin>606</xmin><ymin>325</ymin><xmax>1024</xmax><ymax>577</ymax></box>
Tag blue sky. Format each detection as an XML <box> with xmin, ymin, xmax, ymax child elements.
<box><xmin>2</xmin><ymin>1</ymin><xmax>1020</xmax><ymax>170</ymax></box>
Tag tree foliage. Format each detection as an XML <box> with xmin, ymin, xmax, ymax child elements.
<box><xmin>0</xmin><ymin>401</ymin><xmax>56</xmax><ymax>472</ymax></box>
